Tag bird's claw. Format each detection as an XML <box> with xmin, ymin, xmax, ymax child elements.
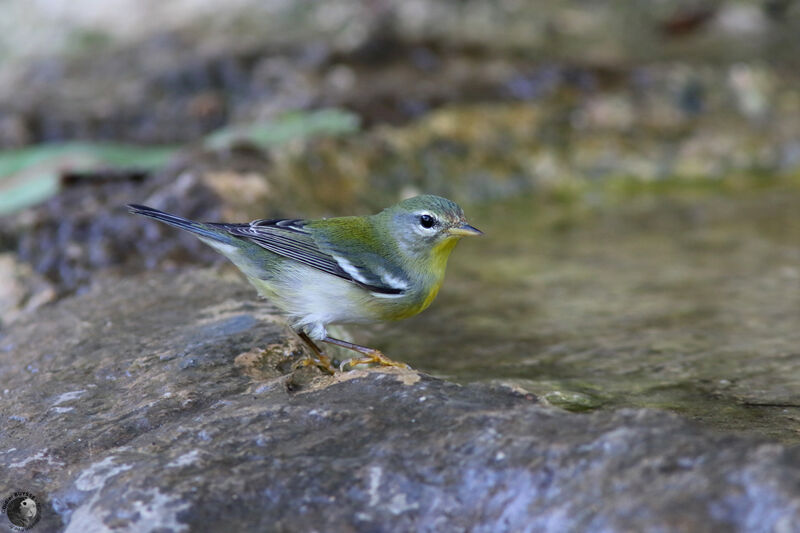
<box><xmin>293</xmin><ymin>354</ymin><xmax>336</xmax><ymax>375</ymax></box>
<box><xmin>340</xmin><ymin>351</ymin><xmax>412</xmax><ymax>371</ymax></box>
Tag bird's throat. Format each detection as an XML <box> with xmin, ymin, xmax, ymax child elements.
<box><xmin>430</xmin><ymin>236</ymin><xmax>460</xmax><ymax>275</ymax></box>
<box><xmin>417</xmin><ymin>236</ymin><xmax>461</xmax><ymax>311</ymax></box>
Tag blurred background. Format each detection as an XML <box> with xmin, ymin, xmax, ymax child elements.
<box><xmin>2</xmin><ymin>0</ymin><xmax>800</xmax><ymax>440</ymax></box>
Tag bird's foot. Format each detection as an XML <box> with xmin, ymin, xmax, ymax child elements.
<box><xmin>293</xmin><ymin>353</ymin><xmax>336</xmax><ymax>375</ymax></box>
<box><xmin>340</xmin><ymin>349</ymin><xmax>411</xmax><ymax>371</ymax></box>
<box><xmin>293</xmin><ymin>330</ymin><xmax>336</xmax><ymax>375</ymax></box>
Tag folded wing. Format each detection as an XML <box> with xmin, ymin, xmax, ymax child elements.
<box><xmin>211</xmin><ymin>219</ymin><xmax>406</xmax><ymax>295</ymax></box>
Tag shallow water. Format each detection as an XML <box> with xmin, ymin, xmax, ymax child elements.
<box><xmin>366</xmin><ymin>183</ymin><xmax>800</xmax><ymax>443</ymax></box>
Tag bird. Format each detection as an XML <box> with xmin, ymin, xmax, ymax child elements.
<box><xmin>128</xmin><ymin>195</ymin><xmax>482</xmax><ymax>372</ymax></box>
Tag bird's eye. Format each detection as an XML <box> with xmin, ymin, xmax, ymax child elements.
<box><xmin>419</xmin><ymin>214</ymin><xmax>435</xmax><ymax>228</ymax></box>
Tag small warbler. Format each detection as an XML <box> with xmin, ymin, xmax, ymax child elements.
<box><xmin>128</xmin><ymin>195</ymin><xmax>482</xmax><ymax>372</ymax></box>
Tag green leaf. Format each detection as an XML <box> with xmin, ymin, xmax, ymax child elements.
<box><xmin>204</xmin><ymin>109</ymin><xmax>360</xmax><ymax>151</ymax></box>
<box><xmin>0</xmin><ymin>142</ymin><xmax>178</xmax><ymax>215</ymax></box>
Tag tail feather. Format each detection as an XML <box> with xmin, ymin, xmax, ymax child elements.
<box><xmin>127</xmin><ymin>204</ymin><xmax>233</xmax><ymax>244</ymax></box>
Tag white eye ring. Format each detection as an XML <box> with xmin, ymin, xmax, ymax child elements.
<box><xmin>411</xmin><ymin>211</ymin><xmax>438</xmax><ymax>236</ymax></box>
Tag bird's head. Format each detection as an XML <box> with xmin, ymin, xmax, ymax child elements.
<box><xmin>379</xmin><ymin>195</ymin><xmax>482</xmax><ymax>261</ymax></box>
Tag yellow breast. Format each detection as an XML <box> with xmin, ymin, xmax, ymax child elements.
<box><xmin>373</xmin><ymin>236</ymin><xmax>460</xmax><ymax>321</ymax></box>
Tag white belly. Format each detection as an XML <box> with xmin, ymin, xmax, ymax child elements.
<box><xmin>246</xmin><ymin>264</ymin><xmax>379</xmax><ymax>339</ymax></box>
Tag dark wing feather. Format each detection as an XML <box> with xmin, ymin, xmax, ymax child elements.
<box><xmin>209</xmin><ymin>220</ymin><xmax>403</xmax><ymax>294</ymax></box>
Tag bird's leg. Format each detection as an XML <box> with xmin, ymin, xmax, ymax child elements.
<box><xmin>295</xmin><ymin>330</ymin><xmax>336</xmax><ymax>375</ymax></box>
<box><xmin>321</xmin><ymin>336</ymin><xmax>411</xmax><ymax>370</ymax></box>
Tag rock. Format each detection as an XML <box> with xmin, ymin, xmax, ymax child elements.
<box><xmin>0</xmin><ymin>253</ymin><xmax>56</xmax><ymax>327</ymax></box>
<box><xmin>4</xmin><ymin>147</ymin><xmax>271</xmax><ymax>296</ymax></box>
<box><xmin>2</xmin><ymin>268</ymin><xmax>800</xmax><ymax>532</ymax></box>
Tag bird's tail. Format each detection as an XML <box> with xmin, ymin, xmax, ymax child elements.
<box><xmin>127</xmin><ymin>204</ymin><xmax>235</xmax><ymax>244</ymax></box>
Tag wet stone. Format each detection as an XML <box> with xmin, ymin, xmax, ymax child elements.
<box><xmin>2</xmin><ymin>268</ymin><xmax>800</xmax><ymax>531</ymax></box>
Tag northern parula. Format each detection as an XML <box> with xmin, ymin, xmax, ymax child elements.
<box><xmin>128</xmin><ymin>195</ymin><xmax>482</xmax><ymax>372</ymax></box>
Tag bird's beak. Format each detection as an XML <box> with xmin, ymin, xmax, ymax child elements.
<box><xmin>448</xmin><ymin>223</ymin><xmax>483</xmax><ymax>237</ymax></box>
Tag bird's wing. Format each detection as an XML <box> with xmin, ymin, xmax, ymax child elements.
<box><xmin>211</xmin><ymin>218</ymin><xmax>406</xmax><ymax>295</ymax></box>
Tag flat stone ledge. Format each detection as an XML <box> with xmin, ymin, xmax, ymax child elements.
<box><xmin>1</xmin><ymin>269</ymin><xmax>799</xmax><ymax>532</ymax></box>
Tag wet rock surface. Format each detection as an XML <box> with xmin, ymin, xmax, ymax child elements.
<box><xmin>2</xmin><ymin>269</ymin><xmax>800</xmax><ymax>532</ymax></box>
<box><xmin>375</xmin><ymin>186</ymin><xmax>800</xmax><ymax>444</ymax></box>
